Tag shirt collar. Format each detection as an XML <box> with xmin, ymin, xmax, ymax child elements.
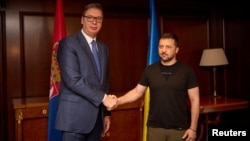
<box><xmin>81</xmin><ymin>29</ymin><xmax>96</xmax><ymax>45</ymax></box>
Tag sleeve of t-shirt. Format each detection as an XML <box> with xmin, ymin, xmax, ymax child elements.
<box><xmin>139</xmin><ymin>69</ymin><xmax>148</xmax><ymax>87</ymax></box>
<box><xmin>187</xmin><ymin>67</ymin><xmax>199</xmax><ymax>89</ymax></box>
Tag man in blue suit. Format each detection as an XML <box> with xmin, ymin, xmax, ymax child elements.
<box><xmin>55</xmin><ymin>3</ymin><xmax>117</xmax><ymax>141</ymax></box>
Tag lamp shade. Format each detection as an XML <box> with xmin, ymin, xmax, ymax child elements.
<box><xmin>199</xmin><ymin>48</ymin><xmax>229</xmax><ymax>66</ymax></box>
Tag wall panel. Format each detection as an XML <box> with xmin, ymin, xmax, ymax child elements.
<box><xmin>98</xmin><ymin>14</ymin><xmax>148</xmax><ymax>93</ymax></box>
<box><xmin>224</xmin><ymin>18</ymin><xmax>250</xmax><ymax>99</ymax></box>
<box><xmin>0</xmin><ymin>10</ymin><xmax>6</xmax><ymax>141</ymax></box>
<box><xmin>20</xmin><ymin>12</ymin><xmax>54</xmax><ymax>98</ymax></box>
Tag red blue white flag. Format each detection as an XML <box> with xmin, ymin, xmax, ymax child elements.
<box><xmin>48</xmin><ymin>0</ymin><xmax>66</xmax><ymax>140</ymax></box>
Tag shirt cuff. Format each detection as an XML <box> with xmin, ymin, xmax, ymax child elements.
<box><xmin>102</xmin><ymin>94</ymin><xmax>107</xmax><ymax>102</ymax></box>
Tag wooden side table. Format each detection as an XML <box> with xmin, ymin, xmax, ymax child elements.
<box><xmin>13</xmin><ymin>97</ymin><xmax>49</xmax><ymax>141</ymax></box>
<box><xmin>197</xmin><ymin>96</ymin><xmax>249</xmax><ymax>141</ymax></box>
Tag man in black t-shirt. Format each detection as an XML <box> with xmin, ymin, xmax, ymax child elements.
<box><xmin>115</xmin><ymin>33</ymin><xmax>200</xmax><ymax>141</ymax></box>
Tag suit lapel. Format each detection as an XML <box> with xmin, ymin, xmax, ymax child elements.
<box><xmin>77</xmin><ymin>32</ymin><xmax>101</xmax><ymax>82</ymax></box>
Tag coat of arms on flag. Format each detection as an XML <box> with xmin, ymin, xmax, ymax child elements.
<box><xmin>49</xmin><ymin>42</ymin><xmax>61</xmax><ymax>99</ymax></box>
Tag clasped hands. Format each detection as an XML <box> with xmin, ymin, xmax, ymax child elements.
<box><xmin>103</xmin><ymin>94</ymin><xmax>119</xmax><ymax>111</ymax></box>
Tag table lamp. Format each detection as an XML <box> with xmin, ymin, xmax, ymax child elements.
<box><xmin>199</xmin><ymin>48</ymin><xmax>229</xmax><ymax>97</ymax></box>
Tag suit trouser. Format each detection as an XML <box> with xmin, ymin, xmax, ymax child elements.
<box><xmin>62</xmin><ymin>109</ymin><xmax>103</xmax><ymax>141</ymax></box>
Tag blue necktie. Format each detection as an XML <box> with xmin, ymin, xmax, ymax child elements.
<box><xmin>91</xmin><ymin>40</ymin><xmax>101</xmax><ymax>78</ymax></box>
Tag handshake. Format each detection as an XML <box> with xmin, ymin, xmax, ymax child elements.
<box><xmin>102</xmin><ymin>94</ymin><xmax>119</xmax><ymax>111</ymax></box>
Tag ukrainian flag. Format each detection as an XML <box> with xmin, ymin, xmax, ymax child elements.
<box><xmin>143</xmin><ymin>0</ymin><xmax>160</xmax><ymax>141</ymax></box>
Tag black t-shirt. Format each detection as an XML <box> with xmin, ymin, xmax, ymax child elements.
<box><xmin>139</xmin><ymin>61</ymin><xmax>198</xmax><ymax>129</ymax></box>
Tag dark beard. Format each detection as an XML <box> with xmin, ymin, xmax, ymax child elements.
<box><xmin>161</xmin><ymin>55</ymin><xmax>174</xmax><ymax>63</ymax></box>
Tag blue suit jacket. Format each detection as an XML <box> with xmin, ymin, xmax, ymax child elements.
<box><xmin>55</xmin><ymin>31</ymin><xmax>110</xmax><ymax>134</ymax></box>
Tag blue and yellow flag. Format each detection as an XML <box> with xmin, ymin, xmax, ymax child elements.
<box><xmin>143</xmin><ymin>0</ymin><xmax>160</xmax><ymax>141</ymax></box>
<box><xmin>48</xmin><ymin>0</ymin><xmax>67</xmax><ymax>140</ymax></box>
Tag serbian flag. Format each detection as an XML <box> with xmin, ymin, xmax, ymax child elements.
<box><xmin>48</xmin><ymin>0</ymin><xmax>66</xmax><ymax>140</ymax></box>
<box><xmin>143</xmin><ymin>0</ymin><xmax>160</xmax><ymax>141</ymax></box>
